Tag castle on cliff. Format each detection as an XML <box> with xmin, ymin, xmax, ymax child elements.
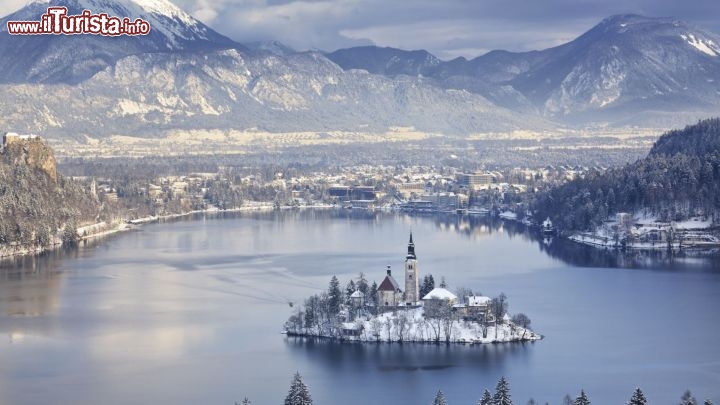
<box><xmin>1</xmin><ymin>131</ymin><xmax>57</xmax><ymax>182</ymax></box>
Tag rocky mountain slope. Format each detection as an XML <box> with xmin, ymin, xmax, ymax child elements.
<box><xmin>0</xmin><ymin>0</ymin><xmax>550</xmax><ymax>140</ymax></box>
<box><xmin>327</xmin><ymin>15</ymin><xmax>720</xmax><ymax>127</ymax></box>
<box><xmin>0</xmin><ymin>3</ymin><xmax>718</xmax><ymax>140</ymax></box>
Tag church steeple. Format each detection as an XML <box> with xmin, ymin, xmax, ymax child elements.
<box><xmin>404</xmin><ymin>232</ymin><xmax>419</xmax><ymax>305</ymax></box>
<box><xmin>406</xmin><ymin>232</ymin><xmax>416</xmax><ymax>260</ymax></box>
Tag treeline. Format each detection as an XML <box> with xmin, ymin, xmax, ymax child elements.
<box><xmin>532</xmin><ymin>118</ymin><xmax>720</xmax><ymax>232</ymax></box>
<box><xmin>240</xmin><ymin>373</ymin><xmax>714</xmax><ymax>405</ymax></box>
<box><xmin>0</xmin><ymin>157</ymin><xmax>99</xmax><ymax>252</ymax></box>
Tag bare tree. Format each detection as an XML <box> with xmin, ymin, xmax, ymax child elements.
<box><xmin>393</xmin><ymin>311</ymin><xmax>409</xmax><ymax>342</ymax></box>
<box><xmin>511</xmin><ymin>313</ymin><xmax>532</xmax><ymax>339</ymax></box>
<box><xmin>384</xmin><ymin>315</ymin><xmax>393</xmax><ymax>342</ymax></box>
<box><xmin>369</xmin><ymin>318</ymin><xmax>382</xmax><ymax>342</ymax></box>
<box><xmin>491</xmin><ymin>293</ymin><xmax>508</xmax><ymax>339</ymax></box>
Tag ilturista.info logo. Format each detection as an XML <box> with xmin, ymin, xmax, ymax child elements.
<box><xmin>7</xmin><ymin>7</ymin><xmax>151</xmax><ymax>36</ymax></box>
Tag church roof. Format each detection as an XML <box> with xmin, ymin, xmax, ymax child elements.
<box><xmin>350</xmin><ymin>290</ymin><xmax>364</xmax><ymax>298</ymax></box>
<box><xmin>422</xmin><ymin>287</ymin><xmax>457</xmax><ymax>301</ymax></box>
<box><xmin>378</xmin><ymin>274</ymin><xmax>401</xmax><ymax>292</ymax></box>
<box><xmin>466</xmin><ymin>296</ymin><xmax>491</xmax><ymax>306</ymax></box>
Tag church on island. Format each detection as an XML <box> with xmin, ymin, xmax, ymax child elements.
<box><xmin>377</xmin><ymin>233</ymin><xmax>420</xmax><ymax>307</ymax></box>
<box><xmin>286</xmin><ymin>232</ymin><xmax>541</xmax><ymax>344</ymax></box>
<box><xmin>375</xmin><ymin>233</ymin><xmax>493</xmax><ymax>320</ymax></box>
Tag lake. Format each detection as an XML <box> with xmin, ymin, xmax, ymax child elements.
<box><xmin>1</xmin><ymin>210</ymin><xmax>719</xmax><ymax>404</ymax></box>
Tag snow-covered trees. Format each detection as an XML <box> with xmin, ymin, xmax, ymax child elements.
<box><xmin>533</xmin><ymin>118</ymin><xmax>720</xmax><ymax>232</ymax></box>
<box><xmin>679</xmin><ymin>390</ymin><xmax>697</xmax><ymax>405</ymax></box>
<box><xmin>432</xmin><ymin>390</ymin><xmax>448</xmax><ymax>405</ymax></box>
<box><xmin>420</xmin><ymin>274</ymin><xmax>435</xmax><ymax>297</ymax></box>
<box><xmin>573</xmin><ymin>390</ymin><xmax>590</xmax><ymax>405</ymax></box>
<box><xmin>0</xmin><ymin>150</ymin><xmax>99</xmax><ymax>253</ymax></box>
<box><xmin>479</xmin><ymin>389</ymin><xmax>493</xmax><ymax>405</ymax></box>
<box><xmin>369</xmin><ymin>281</ymin><xmax>378</xmax><ymax>307</ymax></box>
<box><xmin>357</xmin><ymin>273</ymin><xmax>369</xmax><ymax>295</ymax></box>
<box><xmin>493</xmin><ymin>376</ymin><xmax>513</xmax><ymax>405</ymax></box>
<box><xmin>628</xmin><ymin>388</ymin><xmax>647</xmax><ymax>405</ymax></box>
<box><xmin>328</xmin><ymin>276</ymin><xmax>342</xmax><ymax>315</ymax></box>
<box><xmin>344</xmin><ymin>279</ymin><xmax>356</xmax><ymax>300</ymax></box>
<box><xmin>491</xmin><ymin>293</ymin><xmax>508</xmax><ymax>338</ymax></box>
<box><xmin>511</xmin><ymin>313</ymin><xmax>531</xmax><ymax>338</ymax></box>
<box><xmin>284</xmin><ymin>372</ymin><xmax>313</xmax><ymax>405</ymax></box>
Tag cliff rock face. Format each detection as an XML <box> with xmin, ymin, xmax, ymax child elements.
<box><xmin>2</xmin><ymin>134</ymin><xmax>57</xmax><ymax>182</ymax></box>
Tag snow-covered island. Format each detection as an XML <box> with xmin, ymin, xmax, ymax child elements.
<box><xmin>284</xmin><ymin>234</ymin><xmax>542</xmax><ymax>344</ymax></box>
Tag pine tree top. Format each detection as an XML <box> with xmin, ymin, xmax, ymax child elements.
<box><xmin>479</xmin><ymin>389</ymin><xmax>493</xmax><ymax>405</ymax></box>
<box><xmin>432</xmin><ymin>390</ymin><xmax>448</xmax><ymax>405</ymax></box>
<box><xmin>574</xmin><ymin>389</ymin><xmax>590</xmax><ymax>405</ymax></box>
<box><xmin>493</xmin><ymin>376</ymin><xmax>512</xmax><ymax>405</ymax></box>
<box><xmin>284</xmin><ymin>372</ymin><xmax>313</xmax><ymax>405</ymax></box>
<box><xmin>628</xmin><ymin>388</ymin><xmax>647</xmax><ymax>405</ymax></box>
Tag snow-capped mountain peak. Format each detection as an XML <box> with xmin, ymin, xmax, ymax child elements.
<box><xmin>680</xmin><ymin>33</ymin><xmax>720</xmax><ymax>56</ymax></box>
<box><xmin>0</xmin><ymin>0</ymin><xmax>242</xmax><ymax>83</ymax></box>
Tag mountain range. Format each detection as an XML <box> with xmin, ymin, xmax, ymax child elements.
<box><xmin>0</xmin><ymin>0</ymin><xmax>718</xmax><ymax>141</ymax></box>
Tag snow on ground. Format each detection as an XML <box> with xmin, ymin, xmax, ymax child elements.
<box><xmin>680</xmin><ymin>34</ymin><xmax>720</xmax><ymax>57</ymax></box>
<box><xmin>672</xmin><ymin>217</ymin><xmax>713</xmax><ymax>229</ymax></box>
<box><xmin>568</xmin><ymin>213</ymin><xmax>718</xmax><ymax>250</ymax></box>
<box><xmin>288</xmin><ymin>307</ymin><xmax>541</xmax><ymax>344</ymax></box>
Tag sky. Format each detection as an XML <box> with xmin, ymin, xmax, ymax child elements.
<box><xmin>3</xmin><ymin>0</ymin><xmax>720</xmax><ymax>59</ymax></box>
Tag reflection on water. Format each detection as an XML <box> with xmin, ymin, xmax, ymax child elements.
<box><xmin>0</xmin><ymin>210</ymin><xmax>719</xmax><ymax>405</ymax></box>
<box><xmin>539</xmin><ymin>234</ymin><xmax>720</xmax><ymax>270</ymax></box>
<box><xmin>285</xmin><ymin>336</ymin><xmax>536</xmax><ymax>372</ymax></box>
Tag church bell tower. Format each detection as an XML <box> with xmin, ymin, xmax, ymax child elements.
<box><xmin>404</xmin><ymin>232</ymin><xmax>419</xmax><ymax>305</ymax></box>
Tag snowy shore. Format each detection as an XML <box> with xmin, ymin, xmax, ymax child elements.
<box><xmin>566</xmin><ymin>215</ymin><xmax>719</xmax><ymax>250</ymax></box>
<box><xmin>0</xmin><ymin>203</ymin><xmax>334</xmax><ymax>260</ymax></box>
<box><xmin>285</xmin><ymin>307</ymin><xmax>541</xmax><ymax>344</ymax></box>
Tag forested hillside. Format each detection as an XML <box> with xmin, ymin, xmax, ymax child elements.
<box><xmin>0</xmin><ymin>145</ymin><xmax>99</xmax><ymax>255</ymax></box>
<box><xmin>533</xmin><ymin>118</ymin><xmax>720</xmax><ymax>232</ymax></box>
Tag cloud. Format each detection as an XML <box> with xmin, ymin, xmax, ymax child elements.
<box><xmin>2</xmin><ymin>0</ymin><xmax>720</xmax><ymax>58</ymax></box>
<box><xmin>0</xmin><ymin>0</ymin><xmax>32</xmax><ymax>17</ymax></box>
<box><xmin>171</xmin><ymin>0</ymin><xmax>720</xmax><ymax>59</ymax></box>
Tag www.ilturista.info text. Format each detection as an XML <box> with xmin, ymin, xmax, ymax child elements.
<box><xmin>7</xmin><ymin>7</ymin><xmax>150</xmax><ymax>36</ymax></box>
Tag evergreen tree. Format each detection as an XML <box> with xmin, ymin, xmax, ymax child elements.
<box><xmin>357</xmin><ymin>273</ymin><xmax>369</xmax><ymax>295</ymax></box>
<box><xmin>493</xmin><ymin>376</ymin><xmax>512</xmax><ymax>405</ymax></box>
<box><xmin>369</xmin><ymin>281</ymin><xmax>378</xmax><ymax>306</ymax></box>
<box><xmin>562</xmin><ymin>395</ymin><xmax>573</xmax><ymax>405</ymax></box>
<box><xmin>679</xmin><ymin>390</ymin><xmax>697</xmax><ymax>405</ymax></box>
<box><xmin>327</xmin><ymin>276</ymin><xmax>342</xmax><ymax>315</ymax></box>
<box><xmin>432</xmin><ymin>390</ymin><xmax>448</xmax><ymax>405</ymax></box>
<box><xmin>235</xmin><ymin>398</ymin><xmax>251</xmax><ymax>405</ymax></box>
<box><xmin>284</xmin><ymin>372</ymin><xmax>313</xmax><ymax>405</ymax></box>
<box><xmin>420</xmin><ymin>274</ymin><xmax>435</xmax><ymax>297</ymax></box>
<box><xmin>478</xmin><ymin>389</ymin><xmax>492</xmax><ymax>405</ymax></box>
<box><xmin>704</xmin><ymin>400</ymin><xmax>713</xmax><ymax>405</ymax></box>
<box><xmin>628</xmin><ymin>388</ymin><xmax>647</xmax><ymax>405</ymax></box>
<box><xmin>345</xmin><ymin>279</ymin><xmax>356</xmax><ymax>302</ymax></box>
<box><xmin>574</xmin><ymin>390</ymin><xmax>590</xmax><ymax>405</ymax></box>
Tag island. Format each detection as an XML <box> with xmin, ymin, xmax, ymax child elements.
<box><xmin>284</xmin><ymin>234</ymin><xmax>541</xmax><ymax>344</ymax></box>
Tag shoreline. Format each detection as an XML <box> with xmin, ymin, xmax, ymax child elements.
<box><xmin>283</xmin><ymin>330</ymin><xmax>542</xmax><ymax>345</ymax></box>
<box><xmin>0</xmin><ymin>203</ymin><xmax>335</xmax><ymax>261</ymax></box>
